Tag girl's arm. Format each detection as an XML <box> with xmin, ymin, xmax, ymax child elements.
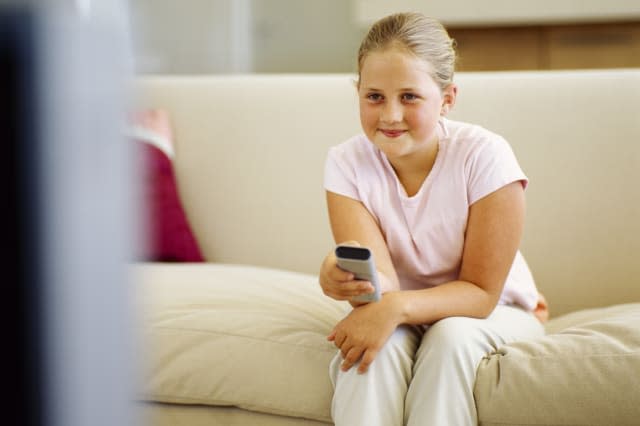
<box><xmin>320</xmin><ymin>190</ymin><xmax>400</xmax><ymax>296</ymax></box>
<box><xmin>326</xmin><ymin>181</ymin><xmax>527</xmax><ymax>373</ymax></box>
<box><xmin>388</xmin><ymin>181</ymin><xmax>526</xmax><ymax>325</ymax></box>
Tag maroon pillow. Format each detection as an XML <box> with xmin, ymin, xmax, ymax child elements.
<box><xmin>131</xmin><ymin>109</ymin><xmax>204</xmax><ymax>262</ymax></box>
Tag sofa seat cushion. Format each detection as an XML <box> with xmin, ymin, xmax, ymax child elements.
<box><xmin>474</xmin><ymin>302</ymin><xmax>640</xmax><ymax>426</ymax></box>
<box><xmin>133</xmin><ymin>263</ymin><xmax>349</xmax><ymax>423</ymax></box>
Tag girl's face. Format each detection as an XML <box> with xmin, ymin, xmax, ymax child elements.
<box><xmin>358</xmin><ymin>48</ymin><xmax>456</xmax><ymax>161</ymax></box>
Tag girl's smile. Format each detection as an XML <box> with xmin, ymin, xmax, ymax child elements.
<box><xmin>379</xmin><ymin>128</ymin><xmax>408</xmax><ymax>138</ymax></box>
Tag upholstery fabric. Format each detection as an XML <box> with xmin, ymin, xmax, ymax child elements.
<box><xmin>138</xmin><ymin>402</ymin><xmax>331</xmax><ymax>426</ymax></box>
<box><xmin>134</xmin><ymin>71</ymin><xmax>640</xmax><ymax>316</ymax></box>
<box><xmin>474</xmin><ymin>303</ymin><xmax>640</xmax><ymax>426</ymax></box>
<box><xmin>132</xmin><ymin>71</ymin><xmax>640</xmax><ymax>425</ymax></box>
<box><xmin>134</xmin><ymin>263</ymin><xmax>349</xmax><ymax>423</ymax></box>
<box><xmin>135</xmin><ymin>261</ymin><xmax>640</xmax><ymax>425</ymax></box>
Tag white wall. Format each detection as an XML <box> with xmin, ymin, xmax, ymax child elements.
<box><xmin>130</xmin><ymin>0</ymin><xmax>252</xmax><ymax>73</ymax></box>
<box><xmin>251</xmin><ymin>0</ymin><xmax>364</xmax><ymax>73</ymax></box>
<box><xmin>130</xmin><ymin>0</ymin><xmax>364</xmax><ymax>74</ymax></box>
<box><xmin>354</xmin><ymin>0</ymin><xmax>640</xmax><ymax>27</ymax></box>
<box><xmin>130</xmin><ymin>0</ymin><xmax>640</xmax><ymax>74</ymax></box>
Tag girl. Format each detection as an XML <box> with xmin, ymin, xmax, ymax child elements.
<box><xmin>319</xmin><ymin>12</ymin><xmax>548</xmax><ymax>426</ymax></box>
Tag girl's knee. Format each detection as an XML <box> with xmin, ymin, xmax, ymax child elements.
<box><xmin>331</xmin><ymin>324</ymin><xmax>420</xmax><ymax>383</ymax></box>
<box><xmin>386</xmin><ymin>324</ymin><xmax>421</xmax><ymax>349</ymax></box>
<box><xmin>373</xmin><ymin>324</ymin><xmax>421</xmax><ymax>368</ymax></box>
<box><xmin>421</xmin><ymin>316</ymin><xmax>497</xmax><ymax>356</ymax></box>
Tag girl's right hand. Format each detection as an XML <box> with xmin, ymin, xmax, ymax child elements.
<box><xmin>319</xmin><ymin>242</ymin><xmax>376</xmax><ymax>302</ymax></box>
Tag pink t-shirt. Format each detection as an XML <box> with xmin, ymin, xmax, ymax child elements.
<box><xmin>324</xmin><ymin>118</ymin><xmax>539</xmax><ymax>311</ymax></box>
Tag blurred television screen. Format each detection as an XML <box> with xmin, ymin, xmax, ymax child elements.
<box><xmin>2</xmin><ymin>3</ymin><xmax>139</xmax><ymax>426</ymax></box>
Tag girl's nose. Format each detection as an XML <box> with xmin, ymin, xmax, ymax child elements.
<box><xmin>380</xmin><ymin>101</ymin><xmax>402</xmax><ymax>123</ymax></box>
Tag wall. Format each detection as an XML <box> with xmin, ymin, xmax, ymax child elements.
<box><xmin>130</xmin><ymin>0</ymin><xmax>640</xmax><ymax>74</ymax></box>
<box><xmin>130</xmin><ymin>0</ymin><xmax>252</xmax><ymax>73</ymax></box>
<box><xmin>130</xmin><ymin>0</ymin><xmax>364</xmax><ymax>74</ymax></box>
<box><xmin>354</xmin><ymin>0</ymin><xmax>640</xmax><ymax>26</ymax></box>
<box><xmin>251</xmin><ymin>0</ymin><xmax>364</xmax><ymax>73</ymax></box>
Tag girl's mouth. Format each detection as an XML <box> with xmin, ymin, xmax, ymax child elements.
<box><xmin>379</xmin><ymin>129</ymin><xmax>406</xmax><ymax>138</ymax></box>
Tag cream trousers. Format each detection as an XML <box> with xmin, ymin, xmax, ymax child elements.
<box><xmin>329</xmin><ymin>305</ymin><xmax>544</xmax><ymax>426</ymax></box>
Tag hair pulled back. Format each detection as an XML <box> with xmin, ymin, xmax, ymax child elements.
<box><xmin>357</xmin><ymin>12</ymin><xmax>457</xmax><ymax>90</ymax></box>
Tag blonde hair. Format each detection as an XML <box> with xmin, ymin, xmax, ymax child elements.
<box><xmin>357</xmin><ymin>12</ymin><xmax>457</xmax><ymax>90</ymax></box>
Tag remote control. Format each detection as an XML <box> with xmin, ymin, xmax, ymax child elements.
<box><xmin>335</xmin><ymin>245</ymin><xmax>381</xmax><ymax>303</ymax></box>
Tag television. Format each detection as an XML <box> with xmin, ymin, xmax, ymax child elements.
<box><xmin>2</xmin><ymin>4</ymin><xmax>139</xmax><ymax>426</ymax></box>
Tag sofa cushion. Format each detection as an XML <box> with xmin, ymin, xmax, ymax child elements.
<box><xmin>133</xmin><ymin>263</ymin><xmax>350</xmax><ymax>423</ymax></box>
<box><xmin>130</xmin><ymin>110</ymin><xmax>204</xmax><ymax>262</ymax></box>
<box><xmin>474</xmin><ymin>303</ymin><xmax>640</xmax><ymax>426</ymax></box>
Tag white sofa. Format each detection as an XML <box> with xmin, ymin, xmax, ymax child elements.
<box><xmin>132</xmin><ymin>70</ymin><xmax>640</xmax><ymax>425</ymax></box>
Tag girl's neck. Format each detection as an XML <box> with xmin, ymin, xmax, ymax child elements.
<box><xmin>388</xmin><ymin>136</ymin><xmax>440</xmax><ymax>197</ymax></box>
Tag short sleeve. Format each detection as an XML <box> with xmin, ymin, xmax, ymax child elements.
<box><xmin>466</xmin><ymin>136</ymin><xmax>528</xmax><ymax>205</ymax></box>
<box><xmin>323</xmin><ymin>145</ymin><xmax>361</xmax><ymax>201</ymax></box>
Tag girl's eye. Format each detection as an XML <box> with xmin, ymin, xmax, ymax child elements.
<box><xmin>366</xmin><ymin>93</ymin><xmax>383</xmax><ymax>102</ymax></box>
<box><xmin>401</xmin><ymin>93</ymin><xmax>418</xmax><ymax>102</ymax></box>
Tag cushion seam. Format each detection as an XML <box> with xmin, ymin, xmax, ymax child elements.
<box><xmin>147</xmin><ymin>326</ymin><xmax>338</xmax><ymax>353</ymax></box>
<box><xmin>497</xmin><ymin>351</ymin><xmax>640</xmax><ymax>360</ymax></box>
<box><xmin>136</xmin><ymin>393</ymin><xmax>331</xmax><ymax>422</ymax></box>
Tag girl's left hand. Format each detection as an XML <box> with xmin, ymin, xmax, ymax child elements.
<box><xmin>533</xmin><ymin>291</ymin><xmax>550</xmax><ymax>323</ymax></box>
<box><xmin>327</xmin><ymin>294</ymin><xmax>401</xmax><ymax>374</ymax></box>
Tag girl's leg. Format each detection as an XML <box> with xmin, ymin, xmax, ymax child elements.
<box><xmin>405</xmin><ymin>305</ymin><xmax>544</xmax><ymax>426</ymax></box>
<box><xmin>330</xmin><ymin>325</ymin><xmax>422</xmax><ymax>426</ymax></box>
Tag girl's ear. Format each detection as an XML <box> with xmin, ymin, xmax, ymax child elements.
<box><xmin>440</xmin><ymin>83</ymin><xmax>458</xmax><ymax>116</ymax></box>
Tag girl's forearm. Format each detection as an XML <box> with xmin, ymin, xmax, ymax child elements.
<box><xmin>386</xmin><ymin>281</ymin><xmax>500</xmax><ymax>326</ymax></box>
<box><xmin>378</xmin><ymin>270</ymin><xmax>401</xmax><ymax>294</ymax></box>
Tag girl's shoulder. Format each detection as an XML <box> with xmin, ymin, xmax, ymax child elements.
<box><xmin>441</xmin><ymin>118</ymin><xmax>512</xmax><ymax>158</ymax></box>
<box><xmin>331</xmin><ymin>133</ymin><xmax>372</xmax><ymax>152</ymax></box>
<box><xmin>329</xmin><ymin>134</ymin><xmax>380</xmax><ymax>164</ymax></box>
<box><xmin>442</xmin><ymin>118</ymin><xmax>506</xmax><ymax>147</ymax></box>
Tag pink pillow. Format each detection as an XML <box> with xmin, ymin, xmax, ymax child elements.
<box><xmin>131</xmin><ymin>109</ymin><xmax>204</xmax><ymax>262</ymax></box>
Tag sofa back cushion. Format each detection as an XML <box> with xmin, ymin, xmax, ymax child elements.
<box><xmin>135</xmin><ymin>71</ymin><xmax>640</xmax><ymax>316</ymax></box>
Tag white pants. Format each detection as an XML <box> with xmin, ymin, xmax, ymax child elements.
<box><xmin>329</xmin><ymin>305</ymin><xmax>544</xmax><ymax>426</ymax></box>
